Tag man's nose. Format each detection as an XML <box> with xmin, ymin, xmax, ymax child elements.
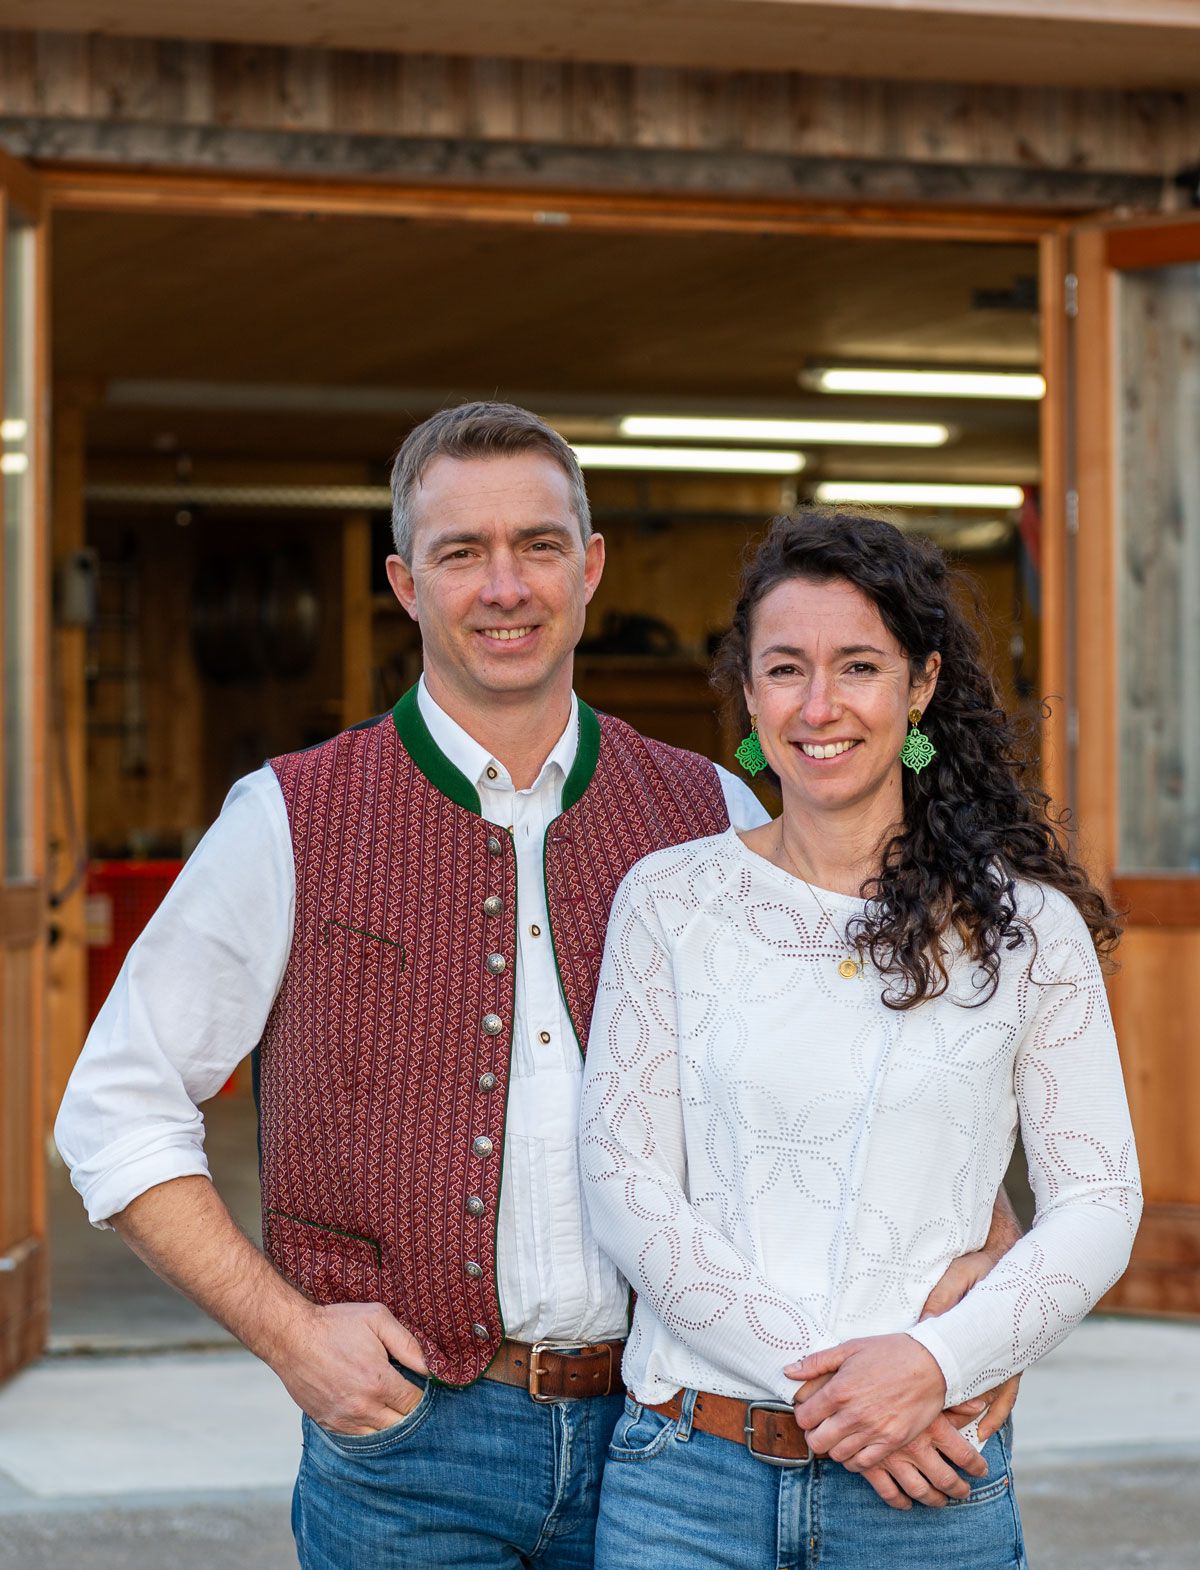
<box><xmin>481</xmin><ymin>555</ymin><xmax>531</xmax><ymax>608</ymax></box>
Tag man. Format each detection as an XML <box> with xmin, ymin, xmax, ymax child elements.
<box><xmin>57</xmin><ymin>402</ymin><xmax>1018</xmax><ymax>1568</ymax></box>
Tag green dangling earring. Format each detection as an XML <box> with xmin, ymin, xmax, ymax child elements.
<box><xmin>899</xmin><ymin>706</ymin><xmax>936</xmax><ymax>772</ymax></box>
<box><xmin>735</xmin><ymin>719</ymin><xmax>768</xmax><ymax>777</ymax></box>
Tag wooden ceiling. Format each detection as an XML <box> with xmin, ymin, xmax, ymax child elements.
<box><xmin>15</xmin><ymin>1</ymin><xmax>1200</xmax><ymax>88</ymax></box>
<box><xmin>55</xmin><ymin>209</ymin><xmax>1040</xmax><ymax>480</ymax></box>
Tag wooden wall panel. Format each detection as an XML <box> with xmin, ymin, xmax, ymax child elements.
<box><xmin>2</xmin><ymin>29</ymin><xmax>1199</xmax><ymax>185</ymax></box>
<box><xmin>1</xmin><ymin>931</ymin><xmax>48</xmax><ymax>1379</ymax></box>
<box><xmin>1102</xmin><ymin>927</ymin><xmax>1200</xmax><ymax>1315</ymax></box>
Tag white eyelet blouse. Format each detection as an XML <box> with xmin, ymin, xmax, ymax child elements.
<box><xmin>579</xmin><ymin>827</ymin><xmax>1142</xmax><ymax>1408</ymax></box>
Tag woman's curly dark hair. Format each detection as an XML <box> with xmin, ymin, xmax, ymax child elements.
<box><xmin>713</xmin><ymin>508</ymin><xmax>1121</xmax><ymax>1009</ymax></box>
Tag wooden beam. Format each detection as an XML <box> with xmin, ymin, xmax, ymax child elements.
<box><xmin>0</xmin><ymin>142</ymin><xmax>42</xmax><ymax>217</ymax></box>
<box><xmin>37</xmin><ymin>165</ymin><xmax>1058</xmax><ymax>242</ymax></box>
<box><xmin>1</xmin><ymin>121</ymin><xmax>1168</xmax><ymax>212</ymax></box>
<box><xmin>45</xmin><ymin>391</ymin><xmax>89</xmax><ymax>1124</ymax></box>
<box><xmin>0</xmin><ymin>1237</ymin><xmax>46</xmax><ymax>1381</ymax></box>
<box><xmin>1037</xmin><ymin>227</ymin><xmax>1070</xmax><ymax>817</ymax></box>
<box><xmin>1102</xmin><ymin>1203</ymin><xmax>1200</xmax><ymax>1317</ymax></box>
<box><xmin>1113</xmin><ymin>877</ymin><xmax>1200</xmax><ymax>929</ymax></box>
<box><xmin>341</xmin><ymin>512</ymin><xmax>373</xmax><ymax>730</ymax></box>
<box><xmin>1070</xmin><ymin>226</ymin><xmax>1117</xmax><ymax>884</ymax></box>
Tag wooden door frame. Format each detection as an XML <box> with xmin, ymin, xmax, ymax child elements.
<box><xmin>1071</xmin><ymin>212</ymin><xmax>1200</xmax><ymax>927</ymax></box>
<box><xmin>37</xmin><ymin>161</ymin><xmax>1078</xmax><ymax>804</ymax></box>
<box><xmin>0</xmin><ymin>148</ymin><xmax>50</xmax><ymax>1381</ymax></box>
<box><xmin>1067</xmin><ymin>209</ymin><xmax>1200</xmax><ymax>1315</ymax></box>
<box><xmin>25</xmin><ymin>164</ymin><xmax>1095</xmax><ymax>1352</ymax></box>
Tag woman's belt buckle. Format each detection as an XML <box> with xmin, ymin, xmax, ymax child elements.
<box><xmin>744</xmin><ymin>1400</ymin><xmax>811</xmax><ymax>1467</ymax></box>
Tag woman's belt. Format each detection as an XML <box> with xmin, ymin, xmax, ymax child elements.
<box><xmin>648</xmin><ymin>1388</ymin><xmax>811</xmax><ymax>1466</ymax></box>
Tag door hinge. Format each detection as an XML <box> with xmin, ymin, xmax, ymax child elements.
<box><xmin>1065</xmin><ymin>273</ymin><xmax>1079</xmax><ymax>318</ymax></box>
<box><xmin>1067</xmin><ymin>707</ymin><xmax>1080</xmax><ymax>748</ymax></box>
<box><xmin>1066</xmin><ymin>489</ymin><xmax>1079</xmax><ymax>534</ymax></box>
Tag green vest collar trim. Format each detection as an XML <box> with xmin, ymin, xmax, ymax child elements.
<box><xmin>391</xmin><ymin>685</ymin><xmax>601</xmax><ymax>817</ymax></box>
<box><xmin>562</xmin><ymin>700</ymin><xmax>601</xmax><ymax>813</ymax></box>
<box><xmin>392</xmin><ymin>685</ymin><xmax>483</xmax><ymax>816</ymax></box>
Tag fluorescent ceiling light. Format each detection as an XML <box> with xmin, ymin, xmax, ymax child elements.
<box><xmin>0</xmin><ymin>452</ymin><xmax>28</xmax><ymax>475</ymax></box>
<box><xmin>805</xmin><ymin>367</ymin><xmax>1045</xmax><ymax>400</ymax></box>
<box><xmin>814</xmin><ymin>481</ymin><xmax>1024</xmax><ymax>509</ymax></box>
<box><xmin>572</xmin><ymin>445</ymin><xmax>805</xmax><ymax>475</ymax></box>
<box><xmin>1</xmin><ymin>417</ymin><xmax>27</xmax><ymax>441</ymax></box>
<box><xmin>619</xmin><ymin>415</ymin><xmax>948</xmax><ymax>447</ymax></box>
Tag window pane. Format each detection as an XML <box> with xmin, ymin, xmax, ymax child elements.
<box><xmin>3</xmin><ymin>210</ymin><xmax>35</xmax><ymax>880</ymax></box>
<box><xmin>1116</xmin><ymin>260</ymin><xmax>1200</xmax><ymax>872</ymax></box>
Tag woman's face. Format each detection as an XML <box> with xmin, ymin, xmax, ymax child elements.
<box><xmin>743</xmin><ymin>575</ymin><xmax>939</xmax><ymax>819</ymax></box>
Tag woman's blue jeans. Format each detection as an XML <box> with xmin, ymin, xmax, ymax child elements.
<box><xmin>293</xmin><ymin>1371</ymin><xmax>624</xmax><ymax>1569</ymax></box>
<box><xmin>594</xmin><ymin>1392</ymin><xmax>1029</xmax><ymax>1570</ymax></box>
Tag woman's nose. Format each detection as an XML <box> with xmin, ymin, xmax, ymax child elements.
<box><xmin>802</xmin><ymin>680</ymin><xmax>839</xmax><ymax>725</ymax></box>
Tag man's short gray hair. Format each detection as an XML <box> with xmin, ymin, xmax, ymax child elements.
<box><xmin>389</xmin><ymin>401</ymin><xmax>592</xmax><ymax>563</ymax></box>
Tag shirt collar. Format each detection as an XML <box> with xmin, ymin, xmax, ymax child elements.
<box><xmin>416</xmin><ymin>674</ymin><xmax>579</xmax><ymax>794</ymax></box>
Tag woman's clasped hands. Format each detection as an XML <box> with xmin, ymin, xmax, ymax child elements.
<box><xmin>787</xmin><ymin>1334</ymin><xmax>991</xmax><ymax>1510</ymax></box>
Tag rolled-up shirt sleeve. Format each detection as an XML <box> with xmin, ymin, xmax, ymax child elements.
<box><xmin>908</xmin><ymin>899</ymin><xmax>1142</xmax><ymax>1404</ymax></box>
<box><xmin>54</xmin><ymin>767</ymin><xmax>294</xmax><ymax>1227</ymax></box>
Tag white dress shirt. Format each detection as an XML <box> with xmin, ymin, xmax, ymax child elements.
<box><xmin>581</xmin><ymin>828</ymin><xmax>1142</xmax><ymax>1406</ymax></box>
<box><xmin>55</xmin><ymin>681</ymin><xmax>768</xmax><ymax>1343</ymax></box>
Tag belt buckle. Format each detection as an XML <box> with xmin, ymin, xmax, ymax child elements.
<box><xmin>744</xmin><ymin>1400</ymin><xmax>810</xmax><ymax>1468</ymax></box>
<box><xmin>527</xmin><ymin>1341</ymin><xmax>610</xmax><ymax>1403</ymax></box>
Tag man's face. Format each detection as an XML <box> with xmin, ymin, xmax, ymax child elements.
<box><xmin>387</xmin><ymin>452</ymin><xmax>605</xmax><ymax>712</ymax></box>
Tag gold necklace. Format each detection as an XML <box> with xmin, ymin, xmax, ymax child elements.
<box><xmin>776</xmin><ymin>834</ymin><xmax>864</xmax><ymax>981</ymax></box>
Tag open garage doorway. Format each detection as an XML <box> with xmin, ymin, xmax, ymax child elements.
<box><xmin>44</xmin><ymin>192</ymin><xmax>1047</xmax><ymax>1352</ymax></box>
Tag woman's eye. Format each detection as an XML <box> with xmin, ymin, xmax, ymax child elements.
<box><xmin>847</xmin><ymin>662</ymin><xmax>878</xmax><ymax>675</ymax></box>
<box><xmin>767</xmin><ymin>663</ymin><xmax>799</xmax><ymax>677</ymax></box>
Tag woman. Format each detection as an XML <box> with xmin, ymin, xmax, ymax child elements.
<box><xmin>580</xmin><ymin>510</ymin><xmax>1140</xmax><ymax>1569</ymax></box>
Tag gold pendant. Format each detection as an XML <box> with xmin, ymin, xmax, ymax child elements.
<box><xmin>837</xmin><ymin>958</ymin><xmax>860</xmax><ymax>980</ymax></box>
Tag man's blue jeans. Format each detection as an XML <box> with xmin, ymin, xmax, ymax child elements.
<box><xmin>593</xmin><ymin>1392</ymin><xmax>1029</xmax><ymax>1570</ymax></box>
<box><xmin>293</xmin><ymin>1371</ymin><xmax>624</xmax><ymax>1569</ymax></box>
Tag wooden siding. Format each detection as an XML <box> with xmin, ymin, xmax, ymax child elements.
<box><xmin>0</xmin><ymin>31</ymin><xmax>1198</xmax><ymax>199</ymax></box>
<box><xmin>12</xmin><ymin>3</ymin><xmax>1200</xmax><ymax>90</ymax></box>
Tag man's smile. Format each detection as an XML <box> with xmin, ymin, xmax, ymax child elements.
<box><xmin>478</xmin><ymin>625</ymin><xmax>538</xmax><ymax>644</ymax></box>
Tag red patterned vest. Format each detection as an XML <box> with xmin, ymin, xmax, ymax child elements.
<box><xmin>258</xmin><ymin>687</ymin><xmax>730</xmax><ymax>1385</ymax></box>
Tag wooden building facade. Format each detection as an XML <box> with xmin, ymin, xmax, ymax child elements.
<box><xmin>2</xmin><ymin>1</ymin><xmax>1200</xmax><ymax>1378</ymax></box>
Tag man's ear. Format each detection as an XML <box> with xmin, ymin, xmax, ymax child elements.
<box><xmin>386</xmin><ymin>555</ymin><xmax>419</xmax><ymax>623</ymax></box>
<box><xmin>582</xmin><ymin>531</ymin><xmax>606</xmax><ymax>605</ymax></box>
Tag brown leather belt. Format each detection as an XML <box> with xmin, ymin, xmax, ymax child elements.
<box><xmin>649</xmin><ymin>1389</ymin><xmax>810</xmax><ymax>1467</ymax></box>
<box><xmin>483</xmin><ymin>1339</ymin><xmax>625</xmax><ymax>1402</ymax></box>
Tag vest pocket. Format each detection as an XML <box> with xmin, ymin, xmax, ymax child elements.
<box><xmin>265</xmin><ymin>1210</ymin><xmax>383</xmax><ymax>1305</ymax></box>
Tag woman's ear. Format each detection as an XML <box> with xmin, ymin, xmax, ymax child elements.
<box><xmin>913</xmin><ymin>651</ymin><xmax>942</xmax><ymax>710</ymax></box>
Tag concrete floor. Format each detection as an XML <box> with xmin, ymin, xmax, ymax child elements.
<box><xmin>1</xmin><ymin>1320</ymin><xmax>1198</xmax><ymax>1569</ymax></box>
<box><xmin>30</xmin><ymin>1106</ymin><xmax>1197</xmax><ymax>1569</ymax></box>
